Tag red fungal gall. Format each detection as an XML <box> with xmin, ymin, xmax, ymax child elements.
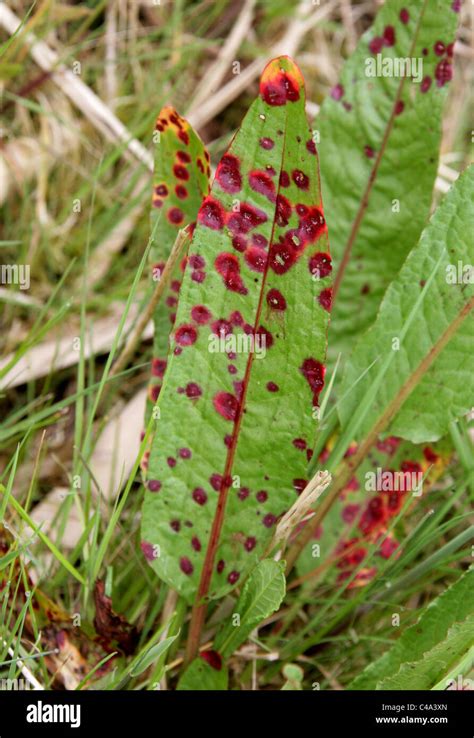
<box><xmin>266</xmin><ymin>288</ymin><xmax>287</xmax><ymax>311</ymax></box>
<box><xmin>318</xmin><ymin>287</ymin><xmax>332</xmax><ymax>311</ymax></box>
<box><xmin>276</xmin><ymin>195</ymin><xmax>292</xmax><ymax>227</ymax></box>
<box><xmin>179</xmin><ymin>447</ymin><xmax>192</xmax><ymax>459</ymax></box>
<box><xmin>189</xmin><ymin>254</ymin><xmax>205</xmax><ymax>269</ymax></box>
<box><xmin>178</xmin><ymin>130</ymin><xmax>189</xmax><ymax>145</ymax></box>
<box><xmin>435</xmin><ymin>59</ymin><xmax>453</xmax><ymax>86</ymax></box>
<box><xmin>306</xmin><ymin>139</ymin><xmax>317</xmax><ymax>155</ymax></box>
<box><xmin>191</xmin><ymin>270</ymin><xmax>205</xmax><ymax>283</ymax></box>
<box><xmin>279</xmin><ymin>171</ymin><xmax>290</xmax><ymax>187</ymax></box>
<box><xmin>185</xmin><ymin>382</ymin><xmax>202</xmax><ymax>398</ymax></box>
<box><xmin>141</xmin><ymin>541</ymin><xmax>158</xmax><ymax>561</ymax></box>
<box><xmin>210</xmin><ymin>474</ymin><xmax>223</xmax><ymax>491</ymax></box>
<box><xmin>420</xmin><ymin>76</ymin><xmax>432</xmax><ymax>93</ymax></box>
<box><xmin>434</xmin><ymin>41</ymin><xmax>445</xmax><ymax>56</ymax></box>
<box><xmin>244</xmin><ymin>246</ymin><xmax>267</xmax><ymax>273</ymax></box>
<box><xmin>198</xmin><ymin>197</ymin><xmax>225</xmax><ymax>230</ymax></box>
<box><xmin>213</xmin><ymin>392</ymin><xmax>239</xmax><ymax>421</ymax></box>
<box><xmin>170</xmin><ymin>519</ymin><xmax>180</xmax><ymax>531</ymax></box>
<box><xmin>249</xmin><ymin>170</ymin><xmax>276</xmax><ymax>201</ymax></box>
<box><xmin>192</xmin><ymin>488</ymin><xmax>208</xmax><ymax>505</ymax></box>
<box><xmin>256</xmin><ymin>325</ymin><xmax>273</xmax><ymax>350</ymax></box>
<box><xmin>394</xmin><ymin>100</ymin><xmax>405</xmax><ymax>116</ymax></box>
<box><xmin>216</xmin><ymin>154</ymin><xmax>242</xmax><ymax>194</ymax></box>
<box><xmin>400</xmin><ymin>8</ymin><xmax>409</xmax><ymax>23</ymax></box>
<box><xmin>292</xmin><ymin>169</ymin><xmax>309</xmax><ymax>190</ymax></box>
<box><xmin>216</xmin><ymin>559</ymin><xmax>225</xmax><ymax>573</ymax></box>
<box><xmin>269</xmin><ymin>243</ymin><xmax>295</xmax><ymax>274</ymax></box>
<box><xmin>173</xmin><ymin>164</ymin><xmax>189</xmax><ymax>181</ymax></box>
<box><xmin>175</xmin><ymin>324</ymin><xmax>197</xmax><ymax>346</ymax></box>
<box><xmin>200</xmin><ymin>650</ymin><xmax>222</xmax><ymax>671</ymax></box>
<box><xmin>293</xmin><ymin>438</ymin><xmax>307</xmax><ymax>450</ymax></box>
<box><xmin>330</xmin><ymin>84</ymin><xmax>344</xmax><ymax>101</ymax></box>
<box><xmin>227</xmin><ymin>203</ymin><xmax>267</xmax><ymax>235</ymax></box>
<box><xmin>211</xmin><ymin>319</ymin><xmax>232</xmax><ymax>337</ymax></box>
<box><xmin>168</xmin><ymin>207</ymin><xmax>184</xmax><ymax>224</ymax></box>
<box><xmin>263</xmin><ymin>513</ymin><xmax>277</xmax><ymax>528</ymax></box>
<box><xmin>229</xmin><ymin>310</ymin><xmax>244</xmax><ymax>326</ymax></box>
<box><xmin>369</xmin><ymin>37</ymin><xmax>384</xmax><ymax>54</ymax></box>
<box><xmin>383</xmin><ymin>25</ymin><xmax>395</xmax><ymax>47</ymax></box>
<box><xmin>151</xmin><ymin>358</ymin><xmax>167</xmax><ymax>377</ymax></box>
<box><xmin>177</xmin><ymin>150</ymin><xmax>191</xmax><ymax>163</ymax></box>
<box><xmin>293</xmin><ymin>479</ymin><xmax>307</xmax><ymax>495</ymax></box>
<box><xmin>149</xmin><ymin>385</ymin><xmax>161</xmax><ymax>402</ymax></box>
<box><xmin>191</xmin><ymin>536</ymin><xmax>201</xmax><ymax>552</ymax></box>
<box><xmin>147</xmin><ymin>479</ymin><xmax>161</xmax><ymax>492</ymax></box>
<box><xmin>300</xmin><ymin>358</ymin><xmax>325</xmax><ymax>405</ymax></box>
<box><xmin>309</xmin><ymin>252</ymin><xmax>332</xmax><ymax>279</ymax></box>
<box><xmin>191</xmin><ymin>305</ymin><xmax>211</xmax><ymax>324</ymax></box>
<box><xmin>180</xmin><ymin>557</ymin><xmax>194</xmax><ymax>575</ymax></box>
<box><xmin>227</xmin><ymin>570</ymin><xmax>240</xmax><ymax>585</ymax></box>
<box><xmin>215</xmin><ymin>252</ymin><xmax>248</xmax><ymax>294</ymax></box>
<box><xmin>167</xmin><ymin>456</ymin><xmax>176</xmax><ymax>468</ymax></box>
<box><xmin>175</xmin><ymin>185</ymin><xmax>188</xmax><ymax>199</ymax></box>
<box><xmin>238</xmin><ymin>487</ymin><xmax>250</xmax><ymax>500</ymax></box>
<box><xmin>259</xmin><ymin>137</ymin><xmax>274</xmax><ymax>150</ymax></box>
<box><xmin>260</xmin><ymin>64</ymin><xmax>300</xmax><ymax>106</ymax></box>
<box><xmin>266</xmin><ymin>381</ymin><xmax>279</xmax><ymax>392</ymax></box>
<box><xmin>244</xmin><ymin>536</ymin><xmax>257</xmax><ymax>552</ymax></box>
<box><xmin>364</xmin><ymin>145</ymin><xmax>375</xmax><ymax>159</ymax></box>
<box><xmin>423</xmin><ymin>447</ymin><xmax>439</xmax><ymax>463</ymax></box>
<box><xmin>155</xmin><ymin>184</ymin><xmax>168</xmax><ymax>197</ymax></box>
<box><xmin>452</xmin><ymin>0</ymin><xmax>461</xmax><ymax>11</ymax></box>
<box><xmin>256</xmin><ymin>490</ymin><xmax>268</xmax><ymax>503</ymax></box>
<box><xmin>232</xmin><ymin>235</ymin><xmax>247</xmax><ymax>253</ymax></box>
<box><xmin>252</xmin><ymin>233</ymin><xmax>268</xmax><ymax>249</ymax></box>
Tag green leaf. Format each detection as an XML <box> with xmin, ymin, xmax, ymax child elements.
<box><xmin>351</xmin><ymin>566</ymin><xmax>474</xmax><ymax>689</ymax></box>
<box><xmin>318</xmin><ymin>0</ymin><xmax>460</xmax><ymax>355</ymax></box>
<box><xmin>129</xmin><ymin>634</ymin><xmax>179</xmax><ymax>677</ymax></box>
<box><xmin>147</xmin><ymin>107</ymin><xmax>209</xmax><ymax>415</ymax></box>
<box><xmin>339</xmin><ymin>165</ymin><xmax>474</xmax><ymax>444</ymax></box>
<box><xmin>177</xmin><ymin>656</ymin><xmax>229</xmax><ymax>690</ymax></box>
<box><xmin>215</xmin><ymin>559</ymin><xmax>286</xmax><ymax>658</ymax></box>
<box><xmin>296</xmin><ymin>436</ymin><xmax>450</xmax><ymax>584</ymax></box>
<box><xmin>281</xmin><ymin>663</ymin><xmax>304</xmax><ymax>690</ymax></box>
<box><xmin>141</xmin><ymin>56</ymin><xmax>331</xmax><ymax>603</ymax></box>
<box><xmin>378</xmin><ymin>616</ymin><xmax>474</xmax><ymax>690</ymax></box>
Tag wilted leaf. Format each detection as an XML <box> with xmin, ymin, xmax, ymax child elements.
<box><xmin>93</xmin><ymin>580</ymin><xmax>139</xmax><ymax>656</ymax></box>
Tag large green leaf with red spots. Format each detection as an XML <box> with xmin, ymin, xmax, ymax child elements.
<box><xmin>147</xmin><ymin>107</ymin><xmax>210</xmax><ymax>416</ymax></box>
<box><xmin>141</xmin><ymin>56</ymin><xmax>332</xmax><ymax>603</ymax></box>
<box><xmin>317</xmin><ymin>0</ymin><xmax>460</xmax><ymax>359</ymax></box>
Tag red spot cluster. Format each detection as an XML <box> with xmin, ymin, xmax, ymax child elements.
<box><xmin>269</xmin><ymin>208</ymin><xmax>326</xmax><ymax>276</ymax></box>
<box><xmin>216</xmin><ymin>154</ymin><xmax>242</xmax><ymax>194</ymax></box>
<box><xmin>369</xmin><ymin>25</ymin><xmax>396</xmax><ymax>54</ymax></box>
<box><xmin>215</xmin><ymin>252</ymin><xmax>248</xmax><ymax>295</ymax></box>
<box><xmin>300</xmin><ymin>357</ymin><xmax>325</xmax><ymax>406</ymax></box>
